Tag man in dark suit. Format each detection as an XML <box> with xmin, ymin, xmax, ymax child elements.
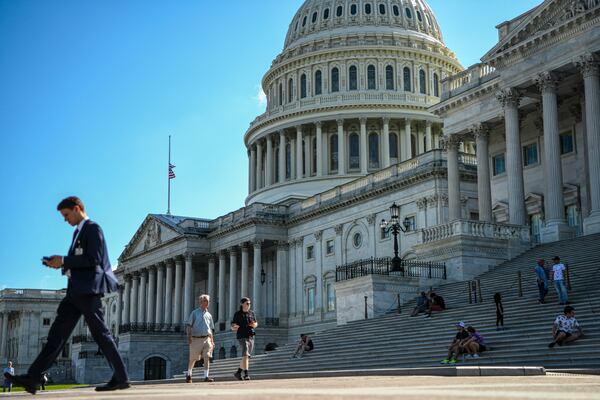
<box><xmin>4</xmin><ymin>196</ymin><xmax>130</xmax><ymax>394</ymax></box>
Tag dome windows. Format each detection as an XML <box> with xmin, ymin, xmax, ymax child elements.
<box><xmin>278</xmin><ymin>83</ymin><xmax>283</xmax><ymax>106</ymax></box>
<box><xmin>336</xmin><ymin>5</ymin><xmax>343</xmax><ymax>17</ymax></box>
<box><xmin>349</xmin><ymin>133</ymin><xmax>360</xmax><ymax>169</ymax></box>
<box><xmin>393</xmin><ymin>5</ymin><xmax>400</xmax><ymax>16</ymax></box>
<box><xmin>349</xmin><ymin>66</ymin><xmax>358</xmax><ymax>91</ymax></box>
<box><xmin>350</xmin><ymin>4</ymin><xmax>357</xmax><ymax>15</ymax></box>
<box><xmin>386</xmin><ymin>65</ymin><xmax>395</xmax><ymax>90</ymax></box>
<box><xmin>331</xmin><ymin>67</ymin><xmax>340</xmax><ymax>92</ymax></box>
<box><xmin>323</xmin><ymin>8</ymin><xmax>330</xmax><ymax>20</ymax></box>
<box><xmin>369</xmin><ymin>133</ymin><xmax>380</xmax><ymax>169</ymax></box>
<box><xmin>312</xmin><ymin>12</ymin><xmax>318</xmax><ymax>23</ymax></box>
<box><xmin>314</xmin><ymin>70</ymin><xmax>322</xmax><ymax>95</ymax></box>
<box><xmin>417</xmin><ymin>11</ymin><xmax>423</xmax><ymax>22</ymax></box>
<box><xmin>379</xmin><ymin>4</ymin><xmax>386</xmax><ymax>15</ymax></box>
<box><xmin>433</xmin><ymin>73</ymin><xmax>440</xmax><ymax>97</ymax></box>
<box><xmin>405</xmin><ymin>8</ymin><xmax>412</xmax><ymax>19</ymax></box>
<box><xmin>403</xmin><ymin>67</ymin><xmax>412</xmax><ymax>92</ymax></box>
<box><xmin>288</xmin><ymin>78</ymin><xmax>294</xmax><ymax>102</ymax></box>
<box><xmin>302</xmin><ymin>15</ymin><xmax>307</xmax><ymax>27</ymax></box>
<box><xmin>419</xmin><ymin>70</ymin><xmax>427</xmax><ymax>94</ymax></box>
<box><xmin>365</xmin><ymin>3</ymin><xmax>372</xmax><ymax>15</ymax></box>
<box><xmin>300</xmin><ymin>74</ymin><xmax>307</xmax><ymax>98</ymax></box>
<box><xmin>367</xmin><ymin>65</ymin><xmax>376</xmax><ymax>90</ymax></box>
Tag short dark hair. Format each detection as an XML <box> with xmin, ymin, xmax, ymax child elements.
<box><xmin>553</xmin><ymin>256</ymin><xmax>560</xmax><ymax>261</ymax></box>
<box><xmin>467</xmin><ymin>326</ymin><xmax>476</xmax><ymax>333</ymax></box>
<box><xmin>57</xmin><ymin>196</ymin><xmax>85</xmax><ymax>211</ymax></box>
<box><xmin>564</xmin><ymin>305</ymin><xmax>575</xmax><ymax>314</ymax></box>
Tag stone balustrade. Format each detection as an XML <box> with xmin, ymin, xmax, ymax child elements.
<box><xmin>421</xmin><ymin>219</ymin><xmax>531</xmax><ymax>244</ymax></box>
<box><xmin>441</xmin><ymin>63</ymin><xmax>499</xmax><ymax>101</ymax></box>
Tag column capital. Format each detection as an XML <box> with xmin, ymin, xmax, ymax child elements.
<box><xmin>229</xmin><ymin>247</ymin><xmax>239</xmax><ymax>257</ymax></box>
<box><xmin>240</xmin><ymin>242</ymin><xmax>250</xmax><ymax>252</ymax></box>
<box><xmin>535</xmin><ymin>71</ymin><xmax>559</xmax><ymax>94</ymax></box>
<box><xmin>334</xmin><ymin>224</ymin><xmax>344</xmax><ymax>236</ymax></box>
<box><xmin>405</xmin><ymin>118</ymin><xmax>412</xmax><ymax>125</ymax></box>
<box><xmin>440</xmin><ymin>135</ymin><xmax>461</xmax><ymax>150</ymax></box>
<box><xmin>295</xmin><ymin>237</ymin><xmax>304</xmax><ymax>248</ymax></box>
<box><xmin>314</xmin><ymin>230</ymin><xmax>323</xmax><ymax>241</ymax></box>
<box><xmin>277</xmin><ymin>241</ymin><xmax>289</xmax><ymax>250</ymax></box>
<box><xmin>164</xmin><ymin>258</ymin><xmax>175</xmax><ymax>267</ymax></box>
<box><xmin>382</xmin><ymin>117</ymin><xmax>390</xmax><ymax>125</ymax></box>
<box><xmin>124</xmin><ymin>274</ymin><xmax>132</xmax><ymax>282</ymax></box>
<box><xmin>496</xmin><ymin>88</ymin><xmax>522</xmax><ymax>109</ymax></box>
<box><xmin>218</xmin><ymin>249</ymin><xmax>228</xmax><ymax>258</ymax></box>
<box><xmin>577</xmin><ymin>53</ymin><xmax>600</xmax><ymax>78</ymax></box>
<box><xmin>366</xmin><ymin>213</ymin><xmax>376</xmax><ymax>225</ymax></box>
<box><xmin>359</xmin><ymin>117</ymin><xmax>367</xmax><ymax>125</ymax></box>
<box><xmin>266</xmin><ymin>134</ymin><xmax>273</xmax><ymax>143</ymax></box>
<box><xmin>295</xmin><ymin>125</ymin><xmax>303</xmax><ymax>133</ymax></box>
<box><xmin>315</xmin><ymin>121</ymin><xmax>322</xmax><ymax>128</ymax></box>
<box><xmin>417</xmin><ymin>198</ymin><xmax>428</xmax><ymax>210</ymax></box>
<box><xmin>253</xmin><ymin>239</ymin><xmax>263</xmax><ymax>250</ymax></box>
<box><xmin>426</xmin><ymin>120</ymin><xmax>433</xmax><ymax>128</ymax></box>
<box><xmin>207</xmin><ymin>253</ymin><xmax>217</xmax><ymax>262</ymax></box>
<box><xmin>147</xmin><ymin>264</ymin><xmax>157</xmax><ymax>273</ymax></box>
<box><xmin>336</xmin><ymin>118</ymin><xmax>344</xmax><ymax>127</ymax></box>
<box><xmin>469</xmin><ymin>123</ymin><xmax>490</xmax><ymax>140</ymax></box>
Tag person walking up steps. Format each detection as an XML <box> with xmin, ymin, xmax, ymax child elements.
<box><xmin>494</xmin><ymin>293</ymin><xmax>504</xmax><ymax>331</ymax></box>
<box><xmin>231</xmin><ymin>297</ymin><xmax>257</xmax><ymax>381</ymax></box>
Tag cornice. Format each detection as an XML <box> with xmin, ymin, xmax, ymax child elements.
<box><xmin>430</xmin><ymin>78</ymin><xmax>501</xmax><ymax>116</ymax></box>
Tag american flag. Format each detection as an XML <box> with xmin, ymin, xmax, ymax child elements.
<box><xmin>168</xmin><ymin>163</ymin><xmax>176</xmax><ymax>179</ymax></box>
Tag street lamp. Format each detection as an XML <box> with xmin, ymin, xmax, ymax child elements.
<box><xmin>380</xmin><ymin>202</ymin><xmax>412</xmax><ymax>272</ymax></box>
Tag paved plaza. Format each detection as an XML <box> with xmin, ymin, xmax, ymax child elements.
<box><xmin>1</xmin><ymin>375</ymin><xmax>599</xmax><ymax>399</ymax></box>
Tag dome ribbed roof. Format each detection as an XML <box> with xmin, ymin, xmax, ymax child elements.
<box><xmin>284</xmin><ymin>0</ymin><xmax>444</xmax><ymax>50</ymax></box>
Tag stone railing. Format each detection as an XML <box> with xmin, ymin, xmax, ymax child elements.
<box><xmin>212</xmin><ymin>203</ymin><xmax>288</xmax><ymax>230</ymax></box>
<box><xmin>441</xmin><ymin>63</ymin><xmax>499</xmax><ymax>101</ymax></box>
<box><xmin>118</xmin><ymin>323</ymin><xmax>186</xmax><ymax>334</ymax></box>
<box><xmin>421</xmin><ymin>220</ymin><xmax>531</xmax><ymax>244</ymax></box>
<box><xmin>459</xmin><ymin>153</ymin><xmax>477</xmax><ymax>166</ymax></box>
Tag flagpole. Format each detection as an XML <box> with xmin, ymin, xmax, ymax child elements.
<box><xmin>167</xmin><ymin>135</ymin><xmax>171</xmax><ymax>215</ymax></box>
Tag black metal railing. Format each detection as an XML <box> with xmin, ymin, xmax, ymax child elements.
<box><xmin>118</xmin><ymin>323</ymin><xmax>185</xmax><ymax>334</ymax></box>
<box><xmin>335</xmin><ymin>257</ymin><xmax>447</xmax><ymax>282</ymax></box>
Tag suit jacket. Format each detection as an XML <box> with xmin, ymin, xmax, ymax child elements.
<box><xmin>63</xmin><ymin>220</ymin><xmax>119</xmax><ymax>295</ymax></box>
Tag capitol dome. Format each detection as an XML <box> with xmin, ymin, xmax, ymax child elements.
<box><xmin>244</xmin><ymin>0</ymin><xmax>463</xmax><ymax>205</ymax></box>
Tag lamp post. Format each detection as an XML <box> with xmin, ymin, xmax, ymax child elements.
<box><xmin>380</xmin><ymin>202</ymin><xmax>412</xmax><ymax>272</ymax></box>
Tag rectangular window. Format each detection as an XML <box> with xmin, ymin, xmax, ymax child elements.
<box><xmin>560</xmin><ymin>132</ymin><xmax>574</xmax><ymax>155</ymax></box>
<box><xmin>493</xmin><ymin>154</ymin><xmax>506</xmax><ymax>176</ymax></box>
<box><xmin>523</xmin><ymin>143</ymin><xmax>539</xmax><ymax>166</ymax></box>
<box><xmin>381</xmin><ymin>227</ymin><xmax>390</xmax><ymax>239</ymax></box>
<box><xmin>326</xmin><ymin>239</ymin><xmax>335</xmax><ymax>255</ymax></box>
<box><xmin>307</xmin><ymin>287</ymin><xmax>315</xmax><ymax>315</ymax></box>
<box><xmin>326</xmin><ymin>283</ymin><xmax>335</xmax><ymax>311</ymax></box>
<box><xmin>43</xmin><ymin>318</ymin><xmax>51</xmax><ymax>326</ymax></box>
<box><xmin>306</xmin><ymin>245</ymin><xmax>314</xmax><ymax>260</ymax></box>
<box><xmin>405</xmin><ymin>215</ymin><xmax>416</xmax><ymax>231</ymax></box>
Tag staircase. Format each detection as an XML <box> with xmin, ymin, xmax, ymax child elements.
<box><xmin>179</xmin><ymin>234</ymin><xmax>600</xmax><ymax>379</ymax></box>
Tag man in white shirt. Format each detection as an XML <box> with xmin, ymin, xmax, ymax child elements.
<box><xmin>2</xmin><ymin>361</ymin><xmax>14</xmax><ymax>392</ymax></box>
<box><xmin>550</xmin><ymin>256</ymin><xmax>569</xmax><ymax>305</ymax></box>
<box><xmin>549</xmin><ymin>306</ymin><xmax>583</xmax><ymax>348</ymax></box>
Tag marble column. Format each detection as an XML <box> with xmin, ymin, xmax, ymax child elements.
<box><xmin>256</xmin><ymin>141</ymin><xmax>263</xmax><ymax>190</ymax></box>
<box><xmin>405</xmin><ymin>119</ymin><xmax>412</xmax><ymax>160</ymax></box>
<box><xmin>497</xmin><ymin>88</ymin><xmax>526</xmax><ymax>225</ymax></box>
<box><xmin>218</xmin><ymin>251</ymin><xmax>226</xmax><ymax>324</ymax></box>
<box><xmin>316</xmin><ymin>122</ymin><xmax>323</xmax><ymax>176</ymax></box>
<box><xmin>241</xmin><ymin>244</ymin><xmax>249</xmax><ymax>297</ymax></box>
<box><xmin>155</xmin><ymin>263</ymin><xmax>165</xmax><ymax>325</ymax></box>
<box><xmin>0</xmin><ymin>313</ymin><xmax>7</xmax><ymax>358</ymax></box>
<box><xmin>337</xmin><ymin>119</ymin><xmax>346</xmax><ymax>174</ymax></box>
<box><xmin>445</xmin><ymin>136</ymin><xmax>461</xmax><ymax>221</ymax></box>
<box><xmin>296</xmin><ymin>126</ymin><xmax>303</xmax><ymax>179</ymax></box>
<box><xmin>146</xmin><ymin>266</ymin><xmax>156</xmax><ymax>324</ymax></box>
<box><xmin>266</xmin><ymin>134</ymin><xmax>273</xmax><ymax>186</ymax></box>
<box><xmin>174</xmin><ymin>257</ymin><xmax>183</xmax><ymax>325</ymax></box>
<box><xmin>382</xmin><ymin>117</ymin><xmax>390</xmax><ymax>168</ymax></box>
<box><xmin>578</xmin><ymin>54</ymin><xmax>600</xmax><ymax>234</ymax></box>
<box><xmin>276</xmin><ymin>242</ymin><xmax>288</xmax><ymax>324</ymax></box>
<box><xmin>228</xmin><ymin>248</ymin><xmax>238</xmax><ymax>322</ymax></box>
<box><xmin>130</xmin><ymin>272</ymin><xmax>139</xmax><ymax>324</ymax></box>
<box><xmin>164</xmin><ymin>260</ymin><xmax>174</xmax><ymax>326</ymax></box>
<box><xmin>290</xmin><ymin>137</ymin><xmax>296</xmax><ymax>179</ymax></box>
<box><xmin>123</xmin><ymin>275</ymin><xmax>131</xmax><ymax>324</ymax></box>
<box><xmin>207</xmin><ymin>255</ymin><xmax>216</xmax><ymax>316</ymax></box>
<box><xmin>425</xmin><ymin>121</ymin><xmax>433</xmax><ymax>152</ymax></box>
<box><xmin>472</xmin><ymin>124</ymin><xmax>493</xmax><ymax>222</ymax></box>
<box><xmin>116</xmin><ymin>288</ymin><xmax>123</xmax><ymax>334</ymax></box>
<box><xmin>417</xmin><ymin>124</ymin><xmax>425</xmax><ymax>155</ymax></box>
<box><xmin>250</xmin><ymin>146</ymin><xmax>256</xmax><ymax>192</ymax></box>
<box><xmin>252</xmin><ymin>241</ymin><xmax>262</xmax><ymax>317</ymax></box>
<box><xmin>184</xmin><ymin>252</ymin><xmax>194</xmax><ymax>321</ymax></box>
<box><xmin>278</xmin><ymin>131</ymin><xmax>286</xmax><ymax>183</ymax></box>
<box><xmin>137</xmin><ymin>270</ymin><xmax>147</xmax><ymax>324</ymax></box>
<box><xmin>537</xmin><ymin>72</ymin><xmax>571</xmax><ymax>241</ymax></box>
<box><xmin>360</xmin><ymin>117</ymin><xmax>368</xmax><ymax>173</ymax></box>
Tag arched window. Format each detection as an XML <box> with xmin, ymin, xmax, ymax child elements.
<box><xmin>312</xmin><ymin>137</ymin><xmax>317</xmax><ymax>174</ymax></box>
<box><xmin>350</xmin><ymin>4</ymin><xmax>357</xmax><ymax>15</ymax></box>
<box><xmin>312</xmin><ymin>12</ymin><xmax>318</xmax><ymax>23</ymax></box>
<box><xmin>386</xmin><ymin>65</ymin><xmax>394</xmax><ymax>90</ymax></box>
<box><xmin>330</xmin><ymin>134</ymin><xmax>338</xmax><ymax>171</ymax></box>
<box><xmin>302</xmin><ymin>15</ymin><xmax>307</xmax><ymax>27</ymax></box>
<box><xmin>286</xmin><ymin>143</ymin><xmax>291</xmax><ymax>179</ymax></box>
<box><xmin>278</xmin><ymin>83</ymin><xmax>283</xmax><ymax>106</ymax></box>
<box><xmin>403</xmin><ymin>67</ymin><xmax>412</xmax><ymax>92</ymax></box>
<box><xmin>300</xmin><ymin>74</ymin><xmax>307</xmax><ymax>98</ymax></box>
<box><xmin>331</xmin><ymin>67</ymin><xmax>340</xmax><ymax>92</ymax></box>
<box><xmin>349</xmin><ymin>66</ymin><xmax>358</xmax><ymax>90</ymax></box>
<box><xmin>379</xmin><ymin>4</ymin><xmax>386</xmax><ymax>15</ymax></box>
<box><xmin>417</xmin><ymin>11</ymin><xmax>423</xmax><ymax>22</ymax></box>
<box><xmin>349</xmin><ymin>133</ymin><xmax>360</xmax><ymax>170</ymax></box>
<box><xmin>323</xmin><ymin>8</ymin><xmax>330</xmax><ymax>20</ymax></box>
<box><xmin>389</xmin><ymin>133</ymin><xmax>398</xmax><ymax>160</ymax></box>
<box><xmin>336</xmin><ymin>5</ymin><xmax>343</xmax><ymax>17</ymax></box>
<box><xmin>288</xmin><ymin>78</ymin><xmax>294</xmax><ymax>102</ymax></box>
<box><xmin>405</xmin><ymin>8</ymin><xmax>412</xmax><ymax>19</ymax></box>
<box><xmin>367</xmin><ymin>65</ymin><xmax>376</xmax><ymax>90</ymax></box>
<box><xmin>365</xmin><ymin>3</ymin><xmax>372</xmax><ymax>14</ymax></box>
<box><xmin>315</xmin><ymin>70</ymin><xmax>322</xmax><ymax>95</ymax></box>
<box><xmin>295</xmin><ymin>21</ymin><xmax>299</xmax><ymax>32</ymax></box>
<box><xmin>433</xmin><ymin>73</ymin><xmax>440</xmax><ymax>97</ymax></box>
<box><xmin>369</xmin><ymin>133</ymin><xmax>379</xmax><ymax>168</ymax></box>
<box><xmin>419</xmin><ymin>69</ymin><xmax>427</xmax><ymax>94</ymax></box>
<box><xmin>393</xmin><ymin>5</ymin><xmax>400</xmax><ymax>16</ymax></box>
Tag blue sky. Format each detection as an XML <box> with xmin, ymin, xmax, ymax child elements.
<box><xmin>0</xmin><ymin>0</ymin><xmax>542</xmax><ymax>290</ymax></box>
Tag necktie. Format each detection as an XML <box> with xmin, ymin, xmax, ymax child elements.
<box><xmin>70</xmin><ymin>228</ymin><xmax>79</xmax><ymax>252</ymax></box>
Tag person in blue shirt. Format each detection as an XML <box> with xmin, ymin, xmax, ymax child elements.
<box><xmin>2</xmin><ymin>361</ymin><xmax>14</xmax><ymax>392</ymax></box>
<box><xmin>535</xmin><ymin>259</ymin><xmax>549</xmax><ymax>304</ymax></box>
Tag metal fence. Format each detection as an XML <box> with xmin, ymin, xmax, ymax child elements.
<box><xmin>335</xmin><ymin>257</ymin><xmax>447</xmax><ymax>282</ymax></box>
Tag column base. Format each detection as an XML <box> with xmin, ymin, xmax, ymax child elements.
<box><xmin>541</xmin><ymin>221</ymin><xmax>575</xmax><ymax>243</ymax></box>
<box><xmin>583</xmin><ymin>211</ymin><xmax>600</xmax><ymax>235</ymax></box>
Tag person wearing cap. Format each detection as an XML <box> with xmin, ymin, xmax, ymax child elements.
<box><xmin>549</xmin><ymin>306</ymin><xmax>583</xmax><ymax>348</ymax></box>
<box><xmin>440</xmin><ymin>321</ymin><xmax>470</xmax><ymax>364</ymax></box>
<box><xmin>231</xmin><ymin>297</ymin><xmax>258</xmax><ymax>380</ymax></box>
<box><xmin>550</xmin><ymin>256</ymin><xmax>569</xmax><ymax>305</ymax></box>
<box><xmin>535</xmin><ymin>259</ymin><xmax>549</xmax><ymax>304</ymax></box>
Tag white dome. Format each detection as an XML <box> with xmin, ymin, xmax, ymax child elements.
<box><xmin>284</xmin><ymin>0</ymin><xmax>444</xmax><ymax>51</ymax></box>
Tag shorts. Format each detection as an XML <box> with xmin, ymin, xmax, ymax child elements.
<box><xmin>189</xmin><ymin>337</ymin><xmax>213</xmax><ymax>362</ymax></box>
<box><xmin>238</xmin><ymin>337</ymin><xmax>255</xmax><ymax>357</ymax></box>
<box><xmin>431</xmin><ymin>304</ymin><xmax>443</xmax><ymax>312</ymax></box>
<box><xmin>556</xmin><ymin>330</ymin><xmax>572</xmax><ymax>338</ymax></box>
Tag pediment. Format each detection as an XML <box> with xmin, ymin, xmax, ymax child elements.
<box><xmin>119</xmin><ymin>215</ymin><xmax>182</xmax><ymax>261</ymax></box>
<box><xmin>482</xmin><ymin>0</ymin><xmax>600</xmax><ymax>64</ymax></box>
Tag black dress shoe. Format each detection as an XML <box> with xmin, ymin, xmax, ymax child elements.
<box><xmin>4</xmin><ymin>373</ymin><xmax>37</xmax><ymax>395</ymax></box>
<box><xmin>95</xmin><ymin>381</ymin><xmax>131</xmax><ymax>391</ymax></box>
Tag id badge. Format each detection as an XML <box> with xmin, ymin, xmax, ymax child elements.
<box><xmin>75</xmin><ymin>247</ymin><xmax>84</xmax><ymax>256</ymax></box>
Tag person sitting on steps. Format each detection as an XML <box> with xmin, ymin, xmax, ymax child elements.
<box><xmin>410</xmin><ymin>292</ymin><xmax>430</xmax><ymax>317</ymax></box>
<box><xmin>462</xmin><ymin>326</ymin><xmax>487</xmax><ymax>359</ymax></box>
<box><xmin>440</xmin><ymin>321</ymin><xmax>470</xmax><ymax>364</ymax></box>
<box><xmin>424</xmin><ymin>292</ymin><xmax>445</xmax><ymax>318</ymax></box>
<box><xmin>549</xmin><ymin>306</ymin><xmax>583</xmax><ymax>348</ymax></box>
<box><xmin>291</xmin><ymin>334</ymin><xmax>314</xmax><ymax>359</ymax></box>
